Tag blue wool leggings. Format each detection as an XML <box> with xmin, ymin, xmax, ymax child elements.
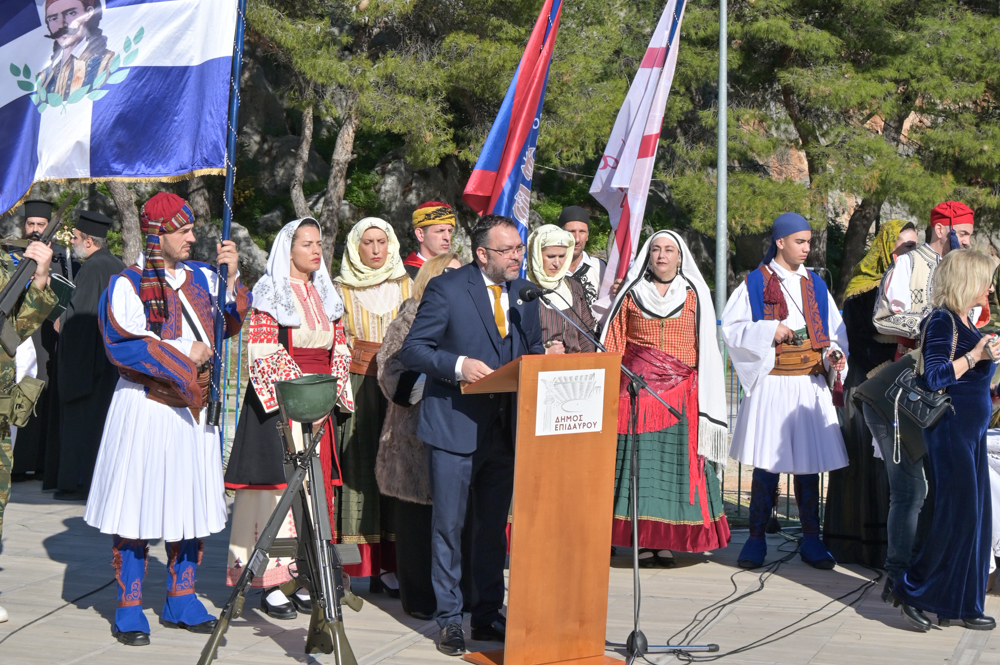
<box><xmin>747</xmin><ymin>469</ymin><xmax>821</xmax><ymax>536</ymax></box>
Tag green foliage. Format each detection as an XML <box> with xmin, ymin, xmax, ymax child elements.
<box><xmin>530</xmin><ymin>168</ymin><xmax>610</xmax><ymax>254</ymax></box>
<box><xmin>245</xmin><ymin>0</ymin><xmax>1000</xmax><ymax>273</ymax></box>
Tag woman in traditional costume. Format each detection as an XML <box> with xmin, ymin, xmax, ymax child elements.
<box><xmin>376</xmin><ymin>251</ymin><xmax>461</xmax><ymax>620</ymax></box>
<box><xmin>823</xmin><ymin>221</ymin><xmax>916</xmax><ymax>567</ymax></box>
<box><xmin>525</xmin><ymin>224</ymin><xmax>597</xmax><ymax>354</ymax></box>
<box><xmin>601</xmin><ymin>230</ymin><xmax>730</xmax><ymax>567</ymax></box>
<box><xmin>224</xmin><ymin>218</ymin><xmax>353</xmax><ymax>619</ymax></box>
<box><xmin>335</xmin><ymin>217</ymin><xmax>411</xmax><ymax>595</ymax></box>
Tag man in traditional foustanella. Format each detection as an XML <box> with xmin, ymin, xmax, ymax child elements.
<box><xmin>721</xmin><ymin>213</ymin><xmax>849</xmax><ymax>570</ymax></box>
<box><xmin>83</xmin><ymin>193</ymin><xmax>251</xmax><ymax>646</ymax></box>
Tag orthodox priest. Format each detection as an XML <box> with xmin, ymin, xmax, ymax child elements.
<box><xmin>53</xmin><ymin>211</ymin><xmax>125</xmax><ymax>498</ymax></box>
<box><xmin>84</xmin><ymin>193</ymin><xmax>251</xmax><ymax>646</ymax></box>
<box><xmin>403</xmin><ymin>201</ymin><xmax>456</xmax><ymax>279</ymax></box>
<box><xmin>721</xmin><ymin>213</ymin><xmax>849</xmax><ymax>570</ymax></box>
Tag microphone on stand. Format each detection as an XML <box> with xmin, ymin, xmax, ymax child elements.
<box><xmin>518</xmin><ymin>284</ymin><xmax>680</xmax><ymax>419</ymax></box>
<box><xmin>518</xmin><ymin>285</ymin><xmax>555</xmax><ymax>302</ymax></box>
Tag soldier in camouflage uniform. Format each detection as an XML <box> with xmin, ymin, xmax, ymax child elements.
<box><xmin>0</xmin><ymin>238</ymin><xmax>58</xmax><ymax>623</ymax></box>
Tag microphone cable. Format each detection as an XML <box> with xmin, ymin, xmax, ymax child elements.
<box><xmin>639</xmin><ymin>530</ymin><xmax>882</xmax><ymax>664</ymax></box>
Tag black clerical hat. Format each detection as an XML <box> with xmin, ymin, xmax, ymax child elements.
<box><xmin>76</xmin><ymin>210</ymin><xmax>113</xmax><ymax>239</ymax></box>
<box><xmin>22</xmin><ymin>199</ymin><xmax>52</xmax><ymax>221</ymax></box>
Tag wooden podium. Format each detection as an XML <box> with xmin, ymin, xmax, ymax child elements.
<box><xmin>461</xmin><ymin>352</ymin><xmax>624</xmax><ymax>665</ymax></box>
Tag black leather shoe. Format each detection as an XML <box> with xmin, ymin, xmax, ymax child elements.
<box><xmin>288</xmin><ymin>591</ymin><xmax>312</xmax><ymax>613</ymax></box>
<box><xmin>112</xmin><ymin>627</ymin><xmax>150</xmax><ymax>646</ymax></box>
<box><xmin>637</xmin><ymin>548</ymin><xmax>656</xmax><ymax>568</ymax></box>
<box><xmin>261</xmin><ymin>591</ymin><xmax>297</xmax><ymax>620</ymax></box>
<box><xmin>881</xmin><ymin>578</ymin><xmax>894</xmax><ymax>604</ymax></box>
<box><xmin>437</xmin><ymin>623</ymin><xmax>466</xmax><ymax>656</ymax></box>
<box><xmin>889</xmin><ymin>593</ymin><xmax>930</xmax><ymax>632</ymax></box>
<box><xmin>471</xmin><ymin>615</ymin><xmax>506</xmax><ymax>642</ymax></box>
<box><xmin>162</xmin><ymin>619</ymin><xmax>218</xmax><ymax>633</ymax></box>
<box><xmin>962</xmin><ymin>616</ymin><xmax>996</xmax><ymax>630</ymax></box>
<box><xmin>380</xmin><ymin>574</ymin><xmax>401</xmax><ymax>599</ymax></box>
<box><xmin>409</xmin><ymin>609</ymin><xmax>434</xmax><ymax>621</ymax></box>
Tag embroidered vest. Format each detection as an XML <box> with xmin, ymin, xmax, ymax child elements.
<box><xmin>746</xmin><ymin>266</ymin><xmax>830</xmax><ymax>376</ymax></box>
<box><xmin>872</xmin><ymin>244</ymin><xmax>939</xmax><ymax>344</ymax></box>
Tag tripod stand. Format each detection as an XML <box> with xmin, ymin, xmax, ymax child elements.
<box><xmin>526</xmin><ymin>289</ymin><xmax>719</xmax><ymax>662</ymax></box>
<box><xmin>199</xmin><ymin>376</ymin><xmax>361</xmax><ymax>664</ymax></box>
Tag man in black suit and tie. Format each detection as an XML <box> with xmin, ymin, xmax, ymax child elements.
<box><xmin>399</xmin><ymin>214</ymin><xmax>545</xmax><ymax>655</ymax></box>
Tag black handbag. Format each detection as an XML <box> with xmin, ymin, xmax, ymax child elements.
<box><xmin>885</xmin><ymin>311</ymin><xmax>958</xmax><ymax>458</ymax></box>
<box><xmin>853</xmin><ymin>352</ymin><xmax>926</xmax><ymax>463</ymax></box>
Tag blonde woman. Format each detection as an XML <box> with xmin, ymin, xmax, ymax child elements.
<box><xmin>335</xmin><ymin>217</ymin><xmax>411</xmax><ymax>595</ymax></box>
<box><xmin>890</xmin><ymin>250</ymin><xmax>1000</xmax><ymax>632</ymax></box>
<box><xmin>375</xmin><ymin>251</ymin><xmax>461</xmax><ymax>620</ymax></box>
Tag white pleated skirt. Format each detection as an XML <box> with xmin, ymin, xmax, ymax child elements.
<box><xmin>84</xmin><ymin>378</ymin><xmax>227</xmax><ymax>542</ymax></box>
<box><xmin>729</xmin><ymin>373</ymin><xmax>848</xmax><ymax>474</ymax></box>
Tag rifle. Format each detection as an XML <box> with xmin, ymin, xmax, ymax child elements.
<box><xmin>198</xmin><ymin>411</ymin><xmax>361</xmax><ymax>664</ymax></box>
<box><xmin>0</xmin><ymin>195</ymin><xmax>73</xmax><ymax>356</ymax></box>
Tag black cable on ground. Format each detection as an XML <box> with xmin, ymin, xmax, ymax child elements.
<box><xmin>640</xmin><ymin>530</ymin><xmax>882</xmax><ymax>664</ymax></box>
<box><xmin>0</xmin><ymin>579</ymin><xmax>116</xmax><ymax>647</ymax></box>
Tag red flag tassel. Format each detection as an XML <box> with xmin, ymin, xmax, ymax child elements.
<box><xmin>831</xmin><ymin>371</ymin><xmax>845</xmax><ymax>407</ymax></box>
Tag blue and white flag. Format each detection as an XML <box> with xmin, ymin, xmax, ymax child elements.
<box><xmin>0</xmin><ymin>0</ymin><xmax>238</xmax><ymax>215</ymax></box>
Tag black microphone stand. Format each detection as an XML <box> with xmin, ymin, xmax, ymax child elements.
<box><xmin>534</xmin><ymin>291</ymin><xmax>719</xmax><ymax>662</ymax></box>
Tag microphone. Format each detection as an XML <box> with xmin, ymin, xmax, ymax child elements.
<box><xmin>518</xmin><ymin>285</ymin><xmax>555</xmax><ymax>302</ymax></box>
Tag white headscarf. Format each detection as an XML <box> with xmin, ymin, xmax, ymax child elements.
<box><xmin>336</xmin><ymin>217</ymin><xmax>407</xmax><ymax>289</ymax></box>
<box><xmin>600</xmin><ymin>229</ymin><xmax>729</xmax><ymax>466</ymax></box>
<box><xmin>527</xmin><ymin>224</ymin><xmax>575</xmax><ymax>310</ymax></box>
<box><xmin>252</xmin><ymin>218</ymin><xmax>344</xmax><ymax>327</ymax></box>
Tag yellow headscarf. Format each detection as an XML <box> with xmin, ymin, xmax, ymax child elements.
<box><xmin>336</xmin><ymin>217</ymin><xmax>408</xmax><ymax>289</ymax></box>
<box><xmin>527</xmin><ymin>224</ymin><xmax>575</xmax><ymax>309</ymax></box>
<box><xmin>843</xmin><ymin>219</ymin><xmax>911</xmax><ymax>301</ymax></box>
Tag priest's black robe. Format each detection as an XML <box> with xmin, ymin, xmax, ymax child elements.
<box><xmin>50</xmin><ymin>247</ymin><xmax>125</xmax><ymax>492</ymax></box>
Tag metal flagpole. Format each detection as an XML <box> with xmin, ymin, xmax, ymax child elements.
<box><xmin>208</xmin><ymin>0</ymin><xmax>248</xmax><ymax>426</ymax></box>
<box><xmin>714</xmin><ymin>0</ymin><xmax>728</xmax><ymax>320</ymax></box>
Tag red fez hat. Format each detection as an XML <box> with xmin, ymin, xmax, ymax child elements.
<box><xmin>930</xmin><ymin>201</ymin><xmax>974</xmax><ymax>227</ymax></box>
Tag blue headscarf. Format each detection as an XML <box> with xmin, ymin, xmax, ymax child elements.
<box><xmin>761</xmin><ymin>212</ymin><xmax>811</xmax><ymax>266</ymax></box>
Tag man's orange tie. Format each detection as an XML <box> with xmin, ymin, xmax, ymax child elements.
<box><xmin>487</xmin><ymin>285</ymin><xmax>507</xmax><ymax>338</ymax></box>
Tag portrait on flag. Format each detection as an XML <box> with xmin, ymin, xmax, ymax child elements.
<box><xmin>0</xmin><ymin>0</ymin><xmax>239</xmax><ymax>216</ymax></box>
<box><xmin>37</xmin><ymin>0</ymin><xmax>115</xmax><ymax>99</ymax></box>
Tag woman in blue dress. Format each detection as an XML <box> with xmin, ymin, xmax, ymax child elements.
<box><xmin>891</xmin><ymin>249</ymin><xmax>1000</xmax><ymax>631</ymax></box>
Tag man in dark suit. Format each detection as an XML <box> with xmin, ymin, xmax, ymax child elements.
<box><xmin>399</xmin><ymin>214</ymin><xmax>544</xmax><ymax>655</ymax></box>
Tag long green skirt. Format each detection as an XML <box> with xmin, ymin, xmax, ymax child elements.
<box><xmin>611</xmin><ymin>406</ymin><xmax>730</xmax><ymax>553</ymax></box>
<box><xmin>338</xmin><ymin>372</ymin><xmax>395</xmax><ymax>576</ymax></box>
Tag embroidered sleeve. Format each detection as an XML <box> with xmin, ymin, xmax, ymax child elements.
<box><xmin>247</xmin><ymin>309</ymin><xmax>281</xmax><ymax>362</ymax></box>
<box><xmin>873</xmin><ymin>260</ymin><xmax>924</xmax><ymax>340</ymax></box>
<box><xmin>99</xmin><ymin>274</ymin><xmax>200</xmax><ymax>406</ymax></box>
<box><xmin>332</xmin><ymin>319</ymin><xmax>355</xmax><ymax>412</ymax></box>
<box><xmin>224</xmin><ymin>279</ymin><xmax>253</xmax><ymax>339</ymax></box>
<box><xmin>249</xmin><ymin>347</ymin><xmax>303</xmax><ymax>413</ymax></box>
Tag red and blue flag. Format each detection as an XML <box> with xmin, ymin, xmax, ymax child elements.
<box><xmin>462</xmin><ymin>0</ymin><xmax>562</xmax><ymax>252</ymax></box>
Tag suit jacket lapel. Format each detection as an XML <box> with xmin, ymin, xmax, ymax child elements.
<box><xmin>468</xmin><ymin>266</ymin><xmax>501</xmax><ymax>356</ymax></box>
<box><xmin>507</xmin><ymin>281</ymin><xmax>521</xmax><ymax>358</ymax></box>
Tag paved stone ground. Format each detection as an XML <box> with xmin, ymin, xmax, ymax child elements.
<box><xmin>2</xmin><ymin>479</ymin><xmax>1000</xmax><ymax>665</ymax></box>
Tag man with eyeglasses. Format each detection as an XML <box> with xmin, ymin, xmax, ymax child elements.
<box><xmin>399</xmin><ymin>214</ymin><xmax>544</xmax><ymax>656</ymax></box>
